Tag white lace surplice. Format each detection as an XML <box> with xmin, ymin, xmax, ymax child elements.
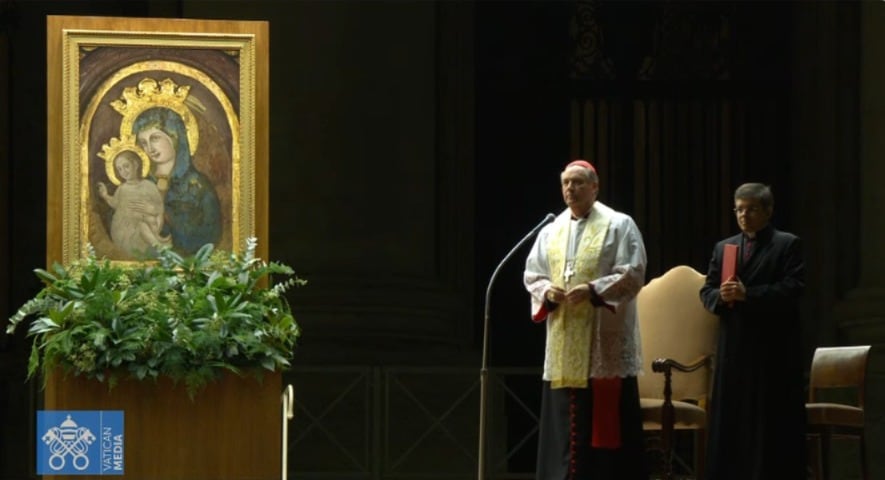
<box><xmin>524</xmin><ymin>201</ymin><xmax>647</xmax><ymax>379</ymax></box>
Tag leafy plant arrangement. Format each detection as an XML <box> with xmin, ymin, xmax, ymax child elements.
<box><xmin>5</xmin><ymin>237</ymin><xmax>305</xmax><ymax>395</ymax></box>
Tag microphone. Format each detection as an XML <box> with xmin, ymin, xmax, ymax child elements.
<box><xmin>477</xmin><ymin>212</ymin><xmax>555</xmax><ymax>480</ymax></box>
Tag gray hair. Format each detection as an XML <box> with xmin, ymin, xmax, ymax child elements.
<box><xmin>734</xmin><ymin>183</ymin><xmax>773</xmax><ymax>210</ymax></box>
<box><xmin>564</xmin><ymin>164</ymin><xmax>599</xmax><ymax>184</ymax></box>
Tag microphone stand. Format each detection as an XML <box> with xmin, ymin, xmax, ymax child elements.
<box><xmin>477</xmin><ymin>213</ymin><xmax>555</xmax><ymax>480</ymax></box>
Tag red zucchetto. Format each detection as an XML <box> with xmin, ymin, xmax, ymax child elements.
<box><xmin>565</xmin><ymin>159</ymin><xmax>596</xmax><ymax>173</ymax></box>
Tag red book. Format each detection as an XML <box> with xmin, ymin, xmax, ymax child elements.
<box><xmin>721</xmin><ymin>243</ymin><xmax>739</xmax><ymax>284</ymax></box>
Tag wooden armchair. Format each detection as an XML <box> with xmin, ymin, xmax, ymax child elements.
<box><xmin>637</xmin><ymin>266</ymin><xmax>719</xmax><ymax>480</ymax></box>
<box><xmin>806</xmin><ymin>345</ymin><xmax>871</xmax><ymax>480</ymax></box>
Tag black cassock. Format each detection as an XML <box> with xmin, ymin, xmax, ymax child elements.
<box><xmin>700</xmin><ymin>224</ymin><xmax>806</xmax><ymax>480</ymax></box>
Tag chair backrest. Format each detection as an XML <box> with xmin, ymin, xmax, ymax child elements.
<box><xmin>637</xmin><ymin>265</ymin><xmax>719</xmax><ymax>402</ymax></box>
<box><xmin>808</xmin><ymin>345</ymin><xmax>871</xmax><ymax>408</ymax></box>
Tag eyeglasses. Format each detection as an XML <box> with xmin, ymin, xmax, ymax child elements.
<box><xmin>733</xmin><ymin>206</ymin><xmax>762</xmax><ymax>215</ymax></box>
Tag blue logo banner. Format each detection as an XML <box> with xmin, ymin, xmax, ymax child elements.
<box><xmin>37</xmin><ymin>410</ymin><xmax>124</xmax><ymax>476</ymax></box>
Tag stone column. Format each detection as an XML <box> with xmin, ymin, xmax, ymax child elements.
<box><xmin>835</xmin><ymin>2</ymin><xmax>885</xmax><ymax>346</ymax></box>
<box><xmin>831</xmin><ymin>5</ymin><xmax>885</xmax><ymax>479</ymax></box>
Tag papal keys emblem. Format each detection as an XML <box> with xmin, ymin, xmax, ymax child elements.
<box><xmin>41</xmin><ymin>414</ymin><xmax>97</xmax><ymax>471</ymax></box>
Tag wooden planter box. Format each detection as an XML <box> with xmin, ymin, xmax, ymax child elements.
<box><xmin>42</xmin><ymin>370</ymin><xmax>282</xmax><ymax>479</ymax></box>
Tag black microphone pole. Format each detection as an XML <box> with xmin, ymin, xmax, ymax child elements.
<box><xmin>477</xmin><ymin>212</ymin><xmax>555</xmax><ymax>480</ymax></box>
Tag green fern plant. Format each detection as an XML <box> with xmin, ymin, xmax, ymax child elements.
<box><xmin>6</xmin><ymin>237</ymin><xmax>305</xmax><ymax>396</ymax></box>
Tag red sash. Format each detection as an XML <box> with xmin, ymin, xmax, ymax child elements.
<box><xmin>591</xmin><ymin>377</ymin><xmax>622</xmax><ymax>449</ymax></box>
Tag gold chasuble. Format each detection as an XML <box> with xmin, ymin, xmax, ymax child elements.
<box><xmin>545</xmin><ymin>207</ymin><xmax>610</xmax><ymax>388</ymax></box>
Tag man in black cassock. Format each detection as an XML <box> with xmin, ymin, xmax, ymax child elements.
<box><xmin>700</xmin><ymin>182</ymin><xmax>806</xmax><ymax>480</ymax></box>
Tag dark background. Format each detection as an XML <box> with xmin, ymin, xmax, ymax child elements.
<box><xmin>1</xmin><ymin>1</ymin><xmax>879</xmax><ymax>478</ymax></box>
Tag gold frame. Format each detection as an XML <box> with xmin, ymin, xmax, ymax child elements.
<box><xmin>47</xmin><ymin>15</ymin><xmax>269</xmax><ymax>265</ymax></box>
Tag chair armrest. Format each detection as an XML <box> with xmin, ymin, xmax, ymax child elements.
<box><xmin>650</xmin><ymin>354</ymin><xmax>713</xmax><ymax>411</ymax></box>
<box><xmin>648</xmin><ymin>353</ymin><xmax>713</xmax><ymax>478</ymax></box>
<box><xmin>649</xmin><ymin>354</ymin><xmax>713</xmax><ymax>430</ymax></box>
<box><xmin>651</xmin><ymin>354</ymin><xmax>712</xmax><ymax>375</ymax></box>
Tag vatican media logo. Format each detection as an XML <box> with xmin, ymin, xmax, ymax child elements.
<box><xmin>37</xmin><ymin>411</ymin><xmax>124</xmax><ymax>475</ymax></box>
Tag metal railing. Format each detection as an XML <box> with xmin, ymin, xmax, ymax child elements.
<box><xmin>284</xmin><ymin>366</ymin><xmax>541</xmax><ymax>480</ymax></box>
